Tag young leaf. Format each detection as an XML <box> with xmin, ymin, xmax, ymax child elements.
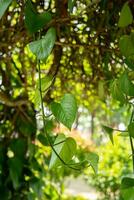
<box><xmin>25</xmin><ymin>0</ymin><xmax>52</xmax><ymax>34</ymax></box>
<box><xmin>68</xmin><ymin>0</ymin><xmax>75</xmax><ymax>13</ymax></box>
<box><xmin>118</xmin><ymin>2</ymin><xmax>133</xmax><ymax>28</ymax></box>
<box><xmin>85</xmin><ymin>152</ymin><xmax>99</xmax><ymax>174</ymax></box>
<box><xmin>102</xmin><ymin>125</ymin><xmax>114</xmax><ymax>144</ymax></box>
<box><xmin>0</xmin><ymin>0</ymin><xmax>12</xmax><ymax>19</ymax></box>
<box><xmin>121</xmin><ymin>176</ymin><xmax>134</xmax><ymax>200</ymax></box>
<box><xmin>29</xmin><ymin>27</ymin><xmax>56</xmax><ymax>60</ymax></box>
<box><xmin>119</xmin><ymin>72</ymin><xmax>134</xmax><ymax>96</ymax></box>
<box><xmin>128</xmin><ymin>122</ymin><xmax>134</xmax><ymax>138</ymax></box>
<box><xmin>51</xmin><ymin>94</ymin><xmax>77</xmax><ymax>130</ymax></box>
<box><xmin>49</xmin><ymin>134</ymin><xmax>77</xmax><ymax>168</ymax></box>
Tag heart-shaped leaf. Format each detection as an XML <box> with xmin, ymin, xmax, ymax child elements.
<box><xmin>0</xmin><ymin>0</ymin><xmax>12</xmax><ymax>19</ymax></box>
<box><xmin>29</xmin><ymin>27</ymin><xmax>56</xmax><ymax>60</ymax></box>
<box><xmin>118</xmin><ymin>2</ymin><xmax>133</xmax><ymax>28</ymax></box>
<box><xmin>25</xmin><ymin>0</ymin><xmax>52</xmax><ymax>34</ymax></box>
<box><xmin>51</xmin><ymin>93</ymin><xmax>77</xmax><ymax>130</ymax></box>
<box><xmin>49</xmin><ymin>134</ymin><xmax>77</xmax><ymax>168</ymax></box>
<box><xmin>85</xmin><ymin>152</ymin><xmax>99</xmax><ymax>174</ymax></box>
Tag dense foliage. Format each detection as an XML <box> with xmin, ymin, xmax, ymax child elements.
<box><xmin>0</xmin><ymin>0</ymin><xmax>134</xmax><ymax>199</ymax></box>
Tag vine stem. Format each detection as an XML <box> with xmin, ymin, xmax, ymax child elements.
<box><xmin>129</xmin><ymin>106</ymin><xmax>134</xmax><ymax>173</ymax></box>
<box><xmin>37</xmin><ymin>59</ymin><xmax>81</xmax><ymax>171</ymax></box>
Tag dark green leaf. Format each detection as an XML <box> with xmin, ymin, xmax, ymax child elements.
<box><xmin>102</xmin><ymin>125</ymin><xmax>114</xmax><ymax>144</ymax></box>
<box><xmin>9</xmin><ymin>139</ymin><xmax>26</xmax><ymax>158</ymax></box>
<box><xmin>0</xmin><ymin>0</ymin><xmax>12</xmax><ymax>19</ymax></box>
<box><xmin>8</xmin><ymin>157</ymin><xmax>23</xmax><ymax>189</ymax></box>
<box><xmin>51</xmin><ymin>93</ymin><xmax>77</xmax><ymax>130</ymax></box>
<box><xmin>25</xmin><ymin>0</ymin><xmax>52</xmax><ymax>34</ymax></box>
<box><xmin>29</xmin><ymin>27</ymin><xmax>56</xmax><ymax>60</ymax></box>
<box><xmin>119</xmin><ymin>35</ymin><xmax>134</xmax><ymax>58</ymax></box>
<box><xmin>118</xmin><ymin>2</ymin><xmax>133</xmax><ymax>27</ymax></box>
<box><xmin>49</xmin><ymin>134</ymin><xmax>77</xmax><ymax>168</ymax></box>
<box><xmin>124</xmin><ymin>59</ymin><xmax>134</xmax><ymax>70</ymax></box>
<box><xmin>128</xmin><ymin>122</ymin><xmax>134</xmax><ymax>138</ymax></box>
<box><xmin>121</xmin><ymin>176</ymin><xmax>134</xmax><ymax>200</ymax></box>
<box><xmin>68</xmin><ymin>0</ymin><xmax>75</xmax><ymax>12</ymax></box>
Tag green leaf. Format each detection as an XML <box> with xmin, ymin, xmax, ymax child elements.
<box><xmin>119</xmin><ymin>35</ymin><xmax>134</xmax><ymax>58</ymax></box>
<box><xmin>119</xmin><ymin>72</ymin><xmax>134</xmax><ymax>96</ymax></box>
<box><xmin>34</xmin><ymin>76</ymin><xmax>53</xmax><ymax>107</ymax></box>
<box><xmin>49</xmin><ymin>134</ymin><xmax>77</xmax><ymax>168</ymax></box>
<box><xmin>121</xmin><ymin>176</ymin><xmax>134</xmax><ymax>200</ymax></box>
<box><xmin>102</xmin><ymin>125</ymin><xmax>114</xmax><ymax>144</ymax></box>
<box><xmin>29</xmin><ymin>27</ymin><xmax>56</xmax><ymax>60</ymax></box>
<box><xmin>9</xmin><ymin>139</ymin><xmax>26</xmax><ymax>159</ymax></box>
<box><xmin>8</xmin><ymin>157</ymin><xmax>23</xmax><ymax>189</ymax></box>
<box><xmin>118</xmin><ymin>2</ymin><xmax>133</xmax><ymax>27</ymax></box>
<box><xmin>68</xmin><ymin>0</ymin><xmax>75</xmax><ymax>12</ymax></box>
<box><xmin>25</xmin><ymin>0</ymin><xmax>52</xmax><ymax>34</ymax></box>
<box><xmin>51</xmin><ymin>93</ymin><xmax>77</xmax><ymax>130</ymax></box>
<box><xmin>128</xmin><ymin>122</ymin><xmax>134</xmax><ymax>138</ymax></box>
<box><xmin>110</xmin><ymin>79</ymin><xmax>126</xmax><ymax>104</ymax></box>
<box><xmin>85</xmin><ymin>152</ymin><xmax>99</xmax><ymax>174</ymax></box>
<box><xmin>0</xmin><ymin>0</ymin><xmax>12</xmax><ymax>19</ymax></box>
<box><xmin>124</xmin><ymin>59</ymin><xmax>134</xmax><ymax>70</ymax></box>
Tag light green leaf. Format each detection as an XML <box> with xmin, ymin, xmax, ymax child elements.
<box><xmin>29</xmin><ymin>27</ymin><xmax>56</xmax><ymax>60</ymax></box>
<box><xmin>49</xmin><ymin>134</ymin><xmax>77</xmax><ymax>168</ymax></box>
<box><xmin>121</xmin><ymin>176</ymin><xmax>134</xmax><ymax>200</ymax></box>
<box><xmin>118</xmin><ymin>2</ymin><xmax>133</xmax><ymax>27</ymax></box>
<box><xmin>0</xmin><ymin>0</ymin><xmax>12</xmax><ymax>19</ymax></box>
<box><xmin>85</xmin><ymin>152</ymin><xmax>99</xmax><ymax>174</ymax></box>
<box><xmin>110</xmin><ymin>79</ymin><xmax>126</xmax><ymax>104</ymax></box>
<box><xmin>119</xmin><ymin>35</ymin><xmax>134</xmax><ymax>58</ymax></box>
<box><xmin>128</xmin><ymin>122</ymin><xmax>134</xmax><ymax>138</ymax></box>
<box><xmin>25</xmin><ymin>0</ymin><xmax>52</xmax><ymax>34</ymax></box>
<box><xmin>98</xmin><ymin>81</ymin><xmax>105</xmax><ymax>100</ymax></box>
<box><xmin>51</xmin><ymin>93</ymin><xmax>77</xmax><ymax>130</ymax></box>
<box><xmin>102</xmin><ymin>125</ymin><xmax>114</xmax><ymax>144</ymax></box>
<box><xmin>119</xmin><ymin>72</ymin><xmax>134</xmax><ymax>96</ymax></box>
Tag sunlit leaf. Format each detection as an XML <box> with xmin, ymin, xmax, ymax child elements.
<box><xmin>118</xmin><ymin>2</ymin><xmax>133</xmax><ymax>27</ymax></box>
<box><xmin>49</xmin><ymin>134</ymin><xmax>77</xmax><ymax>168</ymax></box>
<box><xmin>0</xmin><ymin>0</ymin><xmax>12</xmax><ymax>19</ymax></box>
<box><xmin>25</xmin><ymin>0</ymin><xmax>52</xmax><ymax>34</ymax></box>
<box><xmin>85</xmin><ymin>152</ymin><xmax>99</xmax><ymax>174</ymax></box>
<box><xmin>51</xmin><ymin>93</ymin><xmax>77</xmax><ymax>130</ymax></box>
<box><xmin>29</xmin><ymin>27</ymin><xmax>56</xmax><ymax>60</ymax></box>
